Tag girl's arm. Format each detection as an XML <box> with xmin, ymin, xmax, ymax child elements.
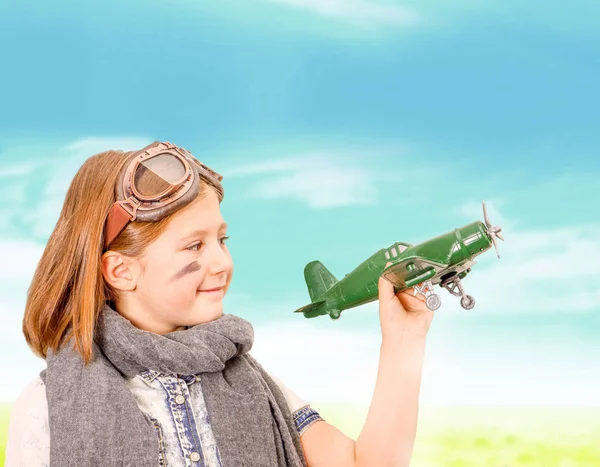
<box><xmin>299</xmin><ymin>271</ymin><xmax>433</xmax><ymax>467</ymax></box>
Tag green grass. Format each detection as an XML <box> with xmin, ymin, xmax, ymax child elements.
<box><xmin>0</xmin><ymin>404</ymin><xmax>12</xmax><ymax>467</ymax></box>
<box><xmin>314</xmin><ymin>403</ymin><xmax>600</xmax><ymax>467</ymax></box>
<box><xmin>2</xmin><ymin>403</ymin><xmax>599</xmax><ymax>467</ymax></box>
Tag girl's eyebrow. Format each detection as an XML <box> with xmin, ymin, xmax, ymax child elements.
<box><xmin>179</xmin><ymin>222</ymin><xmax>228</xmax><ymax>242</ymax></box>
<box><xmin>170</xmin><ymin>261</ymin><xmax>202</xmax><ymax>282</ymax></box>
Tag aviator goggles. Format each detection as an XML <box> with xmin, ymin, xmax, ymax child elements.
<box><xmin>103</xmin><ymin>141</ymin><xmax>223</xmax><ymax>250</ymax></box>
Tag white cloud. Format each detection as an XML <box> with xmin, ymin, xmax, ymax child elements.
<box><xmin>0</xmin><ymin>239</ymin><xmax>44</xmax><ymax>283</ymax></box>
<box><xmin>224</xmin><ymin>153</ymin><xmax>380</xmax><ymax>208</ymax></box>
<box><xmin>0</xmin><ymin>163</ymin><xmax>37</xmax><ymax>178</ymax></box>
<box><xmin>0</xmin><ymin>240</ymin><xmax>48</xmax><ymax>401</ymax></box>
<box><xmin>64</xmin><ymin>137</ymin><xmax>151</xmax><ymax>159</ymax></box>
<box><xmin>250</xmin><ymin>320</ymin><xmax>380</xmax><ymax>403</ymax></box>
<box><xmin>224</xmin><ymin>156</ymin><xmax>310</xmax><ymax>176</ymax></box>
<box><xmin>248</xmin><ymin>318</ymin><xmax>600</xmax><ymax>407</ymax></box>
<box><xmin>261</xmin><ymin>0</ymin><xmax>421</xmax><ymax>26</ymax></box>
<box><xmin>0</xmin><ymin>342</ymin><xmax>46</xmax><ymax>401</ymax></box>
<box><xmin>0</xmin><ymin>240</ymin><xmax>46</xmax><ymax>347</ymax></box>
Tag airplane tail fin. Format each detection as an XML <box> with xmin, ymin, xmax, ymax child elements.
<box><xmin>304</xmin><ymin>260</ymin><xmax>338</xmax><ymax>302</ymax></box>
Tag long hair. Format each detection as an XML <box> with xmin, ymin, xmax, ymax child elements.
<box><xmin>23</xmin><ymin>147</ymin><xmax>223</xmax><ymax>365</ymax></box>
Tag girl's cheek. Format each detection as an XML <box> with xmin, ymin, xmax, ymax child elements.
<box><xmin>163</xmin><ymin>281</ymin><xmax>196</xmax><ymax>305</ymax></box>
<box><xmin>163</xmin><ymin>294</ymin><xmax>194</xmax><ymax>314</ymax></box>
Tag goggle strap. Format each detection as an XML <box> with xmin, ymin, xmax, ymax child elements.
<box><xmin>104</xmin><ymin>200</ymin><xmax>138</xmax><ymax>249</ymax></box>
<box><xmin>197</xmin><ymin>161</ymin><xmax>223</xmax><ymax>182</ymax></box>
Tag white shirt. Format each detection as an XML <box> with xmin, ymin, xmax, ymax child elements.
<box><xmin>5</xmin><ymin>372</ymin><xmax>312</xmax><ymax>467</ymax></box>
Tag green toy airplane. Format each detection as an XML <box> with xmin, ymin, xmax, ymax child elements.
<box><xmin>294</xmin><ymin>201</ymin><xmax>504</xmax><ymax>320</ymax></box>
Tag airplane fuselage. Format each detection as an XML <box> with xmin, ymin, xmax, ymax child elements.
<box><xmin>312</xmin><ymin>221</ymin><xmax>493</xmax><ymax>318</ymax></box>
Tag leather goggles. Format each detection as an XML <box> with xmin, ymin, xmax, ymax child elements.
<box><xmin>103</xmin><ymin>141</ymin><xmax>223</xmax><ymax>250</ymax></box>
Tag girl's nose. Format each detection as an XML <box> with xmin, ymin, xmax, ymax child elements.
<box><xmin>206</xmin><ymin>244</ymin><xmax>232</xmax><ymax>275</ymax></box>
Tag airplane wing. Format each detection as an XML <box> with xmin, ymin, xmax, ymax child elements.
<box><xmin>382</xmin><ymin>256</ymin><xmax>448</xmax><ymax>289</ymax></box>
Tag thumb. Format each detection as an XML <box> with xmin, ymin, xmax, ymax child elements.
<box><xmin>378</xmin><ymin>263</ymin><xmax>397</xmax><ymax>304</ymax></box>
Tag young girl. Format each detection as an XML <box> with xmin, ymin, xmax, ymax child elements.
<box><xmin>5</xmin><ymin>141</ymin><xmax>434</xmax><ymax>467</ymax></box>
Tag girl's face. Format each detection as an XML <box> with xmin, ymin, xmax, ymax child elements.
<box><xmin>128</xmin><ymin>188</ymin><xmax>233</xmax><ymax>333</ymax></box>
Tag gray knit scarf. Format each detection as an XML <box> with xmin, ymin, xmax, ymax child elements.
<box><xmin>40</xmin><ymin>304</ymin><xmax>307</xmax><ymax>467</ymax></box>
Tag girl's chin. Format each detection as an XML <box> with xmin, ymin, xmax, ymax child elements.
<box><xmin>176</xmin><ymin>309</ymin><xmax>223</xmax><ymax>330</ymax></box>
<box><xmin>193</xmin><ymin>301</ymin><xmax>223</xmax><ymax>320</ymax></box>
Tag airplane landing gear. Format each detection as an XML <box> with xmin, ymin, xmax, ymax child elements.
<box><xmin>413</xmin><ymin>279</ymin><xmax>442</xmax><ymax>311</ymax></box>
<box><xmin>440</xmin><ymin>274</ymin><xmax>476</xmax><ymax>310</ymax></box>
<box><xmin>426</xmin><ymin>293</ymin><xmax>442</xmax><ymax>311</ymax></box>
<box><xmin>460</xmin><ymin>295</ymin><xmax>475</xmax><ymax>310</ymax></box>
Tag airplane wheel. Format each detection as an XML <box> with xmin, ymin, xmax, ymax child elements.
<box><xmin>426</xmin><ymin>294</ymin><xmax>441</xmax><ymax>311</ymax></box>
<box><xmin>329</xmin><ymin>309</ymin><xmax>341</xmax><ymax>320</ymax></box>
<box><xmin>461</xmin><ymin>295</ymin><xmax>475</xmax><ymax>310</ymax></box>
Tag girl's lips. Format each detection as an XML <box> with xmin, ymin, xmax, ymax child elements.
<box><xmin>197</xmin><ymin>286</ymin><xmax>225</xmax><ymax>301</ymax></box>
<box><xmin>197</xmin><ymin>286</ymin><xmax>224</xmax><ymax>293</ymax></box>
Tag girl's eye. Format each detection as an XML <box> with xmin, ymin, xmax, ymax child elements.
<box><xmin>187</xmin><ymin>237</ymin><xmax>228</xmax><ymax>251</ymax></box>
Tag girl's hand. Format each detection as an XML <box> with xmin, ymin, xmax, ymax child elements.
<box><xmin>377</xmin><ymin>264</ymin><xmax>435</xmax><ymax>340</ymax></box>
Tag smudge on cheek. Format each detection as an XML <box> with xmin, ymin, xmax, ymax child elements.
<box><xmin>170</xmin><ymin>261</ymin><xmax>202</xmax><ymax>282</ymax></box>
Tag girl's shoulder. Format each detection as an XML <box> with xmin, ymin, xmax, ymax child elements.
<box><xmin>268</xmin><ymin>373</ymin><xmax>310</xmax><ymax>414</ymax></box>
<box><xmin>10</xmin><ymin>375</ymin><xmax>48</xmax><ymax>419</ymax></box>
<box><xmin>5</xmin><ymin>376</ymin><xmax>50</xmax><ymax>466</ymax></box>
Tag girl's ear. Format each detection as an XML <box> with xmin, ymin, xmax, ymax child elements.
<box><xmin>101</xmin><ymin>251</ymin><xmax>139</xmax><ymax>292</ymax></box>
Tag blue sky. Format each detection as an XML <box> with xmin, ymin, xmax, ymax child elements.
<box><xmin>1</xmin><ymin>0</ymin><xmax>599</xmax><ymax>406</ymax></box>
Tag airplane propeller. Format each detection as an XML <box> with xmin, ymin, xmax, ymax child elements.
<box><xmin>482</xmin><ymin>201</ymin><xmax>504</xmax><ymax>258</ymax></box>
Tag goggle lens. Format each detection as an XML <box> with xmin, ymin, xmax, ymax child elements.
<box><xmin>134</xmin><ymin>154</ymin><xmax>187</xmax><ymax>197</ymax></box>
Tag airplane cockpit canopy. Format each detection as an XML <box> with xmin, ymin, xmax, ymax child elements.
<box><xmin>384</xmin><ymin>242</ymin><xmax>410</xmax><ymax>260</ymax></box>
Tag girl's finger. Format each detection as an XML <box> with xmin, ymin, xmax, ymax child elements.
<box><xmin>378</xmin><ymin>262</ymin><xmax>397</xmax><ymax>304</ymax></box>
<box><xmin>378</xmin><ymin>273</ymin><xmax>396</xmax><ymax>304</ymax></box>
